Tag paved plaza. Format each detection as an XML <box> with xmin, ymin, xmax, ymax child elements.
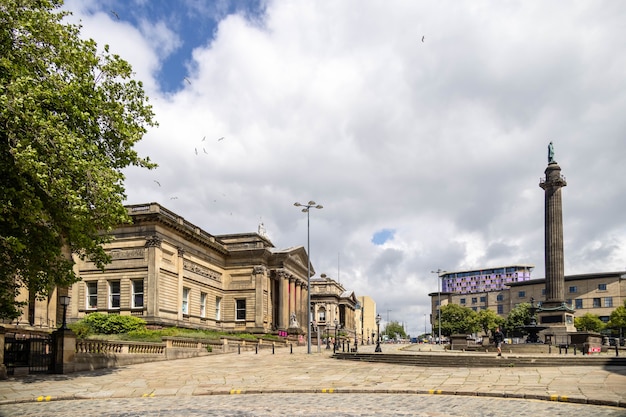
<box><xmin>0</xmin><ymin>343</ymin><xmax>625</xmax><ymax>416</ymax></box>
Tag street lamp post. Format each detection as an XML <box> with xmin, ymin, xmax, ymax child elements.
<box><xmin>375</xmin><ymin>314</ymin><xmax>382</xmax><ymax>352</ymax></box>
<box><xmin>294</xmin><ymin>201</ymin><xmax>323</xmax><ymax>355</ymax></box>
<box><xmin>431</xmin><ymin>269</ymin><xmax>446</xmax><ymax>344</ymax></box>
<box><xmin>326</xmin><ymin>325</ymin><xmax>331</xmax><ymax>350</ymax></box>
<box><xmin>333</xmin><ymin>318</ymin><xmax>339</xmax><ymax>353</ymax></box>
<box><xmin>59</xmin><ymin>295</ymin><xmax>71</xmax><ymax>330</ymax></box>
<box><xmin>360</xmin><ymin>302</ymin><xmax>364</xmax><ymax>345</ymax></box>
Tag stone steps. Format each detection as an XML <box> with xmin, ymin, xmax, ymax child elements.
<box><xmin>332</xmin><ymin>352</ymin><xmax>626</xmax><ymax>367</ymax></box>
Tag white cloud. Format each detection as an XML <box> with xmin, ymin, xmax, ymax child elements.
<box><xmin>66</xmin><ymin>0</ymin><xmax>626</xmax><ymax>337</ymax></box>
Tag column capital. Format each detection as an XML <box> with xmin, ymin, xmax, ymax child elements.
<box><xmin>145</xmin><ymin>235</ymin><xmax>162</xmax><ymax>248</ymax></box>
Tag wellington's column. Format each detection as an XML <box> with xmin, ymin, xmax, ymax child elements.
<box><xmin>539</xmin><ymin>145</ymin><xmax>567</xmax><ymax>306</ymax></box>
<box><xmin>537</xmin><ymin>142</ymin><xmax>575</xmax><ymax>333</ymax></box>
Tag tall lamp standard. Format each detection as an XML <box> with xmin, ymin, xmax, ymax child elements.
<box><xmin>333</xmin><ymin>318</ymin><xmax>339</xmax><ymax>353</ymax></box>
<box><xmin>294</xmin><ymin>200</ymin><xmax>323</xmax><ymax>355</ymax></box>
<box><xmin>59</xmin><ymin>295</ymin><xmax>71</xmax><ymax>330</ymax></box>
<box><xmin>375</xmin><ymin>314</ymin><xmax>382</xmax><ymax>352</ymax></box>
<box><xmin>431</xmin><ymin>269</ymin><xmax>446</xmax><ymax>344</ymax></box>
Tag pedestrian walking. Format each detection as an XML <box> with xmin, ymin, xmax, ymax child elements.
<box><xmin>493</xmin><ymin>326</ymin><xmax>504</xmax><ymax>357</ymax></box>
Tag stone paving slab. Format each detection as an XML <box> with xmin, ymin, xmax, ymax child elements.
<box><xmin>0</xmin><ymin>343</ymin><xmax>624</xmax><ymax>410</ymax></box>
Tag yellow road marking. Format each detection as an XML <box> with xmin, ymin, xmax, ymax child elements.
<box><xmin>550</xmin><ymin>394</ymin><xmax>558</xmax><ymax>401</ymax></box>
<box><xmin>230</xmin><ymin>389</ymin><xmax>242</xmax><ymax>394</ymax></box>
<box><xmin>36</xmin><ymin>396</ymin><xmax>52</xmax><ymax>402</ymax></box>
<box><xmin>321</xmin><ymin>388</ymin><xmax>335</xmax><ymax>393</ymax></box>
<box><xmin>428</xmin><ymin>389</ymin><xmax>442</xmax><ymax>395</ymax></box>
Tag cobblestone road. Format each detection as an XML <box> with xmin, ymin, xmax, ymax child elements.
<box><xmin>2</xmin><ymin>393</ymin><xmax>626</xmax><ymax>417</ymax></box>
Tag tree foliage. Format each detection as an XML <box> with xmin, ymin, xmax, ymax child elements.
<box><xmin>476</xmin><ymin>308</ymin><xmax>504</xmax><ymax>335</ymax></box>
<box><xmin>607</xmin><ymin>302</ymin><xmax>626</xmax><ymax>334</ymax></box>
<box><xmin>574</xmin><ymin>313</ymin><xmax>605</xmax><ymax>333</ymax></box>
<box><xmin>383</xmin><ymin>321</ymin><xmax>407</xmax><ymax>340</ymax></box>
<box><xmin>502</xmin><ymin>303</ymin><xmax>531</xmax><ymax>335</ymax></box>
<box><xmin>439</xmin><ymin>304</ymin><xmax>479</xmax><ymax>336</ymax></box>
<box><xmin>0</xmin><ymin>0</ymin><xmax>157</xmax><ymax>318</ymax></box>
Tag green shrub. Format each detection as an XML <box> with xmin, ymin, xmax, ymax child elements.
<box><xmin>69</xmin><ymin>320</ymin><xmax>93</xmax><ymax>339</ymax></box>
<box><xmin>81</xmin><ymin>312</ymin><xmax>146</xmax><ymax>335</ymax></box>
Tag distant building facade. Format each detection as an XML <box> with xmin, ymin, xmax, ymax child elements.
<box><xmin>310</xmin><ymin>274</ymin><xmax>359</xmax><ymax>341</ymax></box>
<box><xmin>69</xmin><ymin>203</ymin><xmax>316</xmax><ymax>335</ymax></box>
<box><xmin>431</xmin><ymin>270</ymin><xmax>626</xmax><ymax>330</ymax></box>
<box><xmin>441</xmin><ymin>265</ymin><xmax>534</xmax><ymax>294</ymax></box>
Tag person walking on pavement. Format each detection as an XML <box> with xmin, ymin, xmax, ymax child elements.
<box><xmin>493</xmin><ymin>326</ymin><xmax>504</xmax><ymax>357</ymax></box>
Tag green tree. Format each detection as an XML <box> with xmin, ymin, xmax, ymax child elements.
<box><xmin>0</xmin><ymin>0</ymin><xmax>157</xmax><ymax>319</ymax></box>
<box><xmin>439</xmin><ymin>304</ymin><xmax>479</xmax><ymax>336</ymax></box>
<box><xmin>476</xmin><ymin>309</ymin><xmax>504</xmax><ymax>336</ymax></box>
<box><xmin>607</xmin><ymin>301</ymin><xmax>626</xmax><ymax>337</ymax></box>
<box><xmin>383</xmin><ymin>321</ymin><xmax>407</xmax><ymax>340</ymax></box>
<box><xmin>574</xmin><ymin>313</ymin><xmax>605</xmax><ymax>333</ymax></box>
<box><xmin>502</xmin><ymin>303</ymin><xmax>531</xmax><ymax>336</ymax></box>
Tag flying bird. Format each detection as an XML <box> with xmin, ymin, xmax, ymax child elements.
<box><xmin>217</xmin><ymin>137</ymin><xmax>224</xmax><ymax>141</ymax></box>
<box><xmin>201</xmin><ymin>136</ymin><xmax>206</xmax><ymax>141</ymax></box>
<box><xmin>421</xmin><ymin>36</ymin><xmax>425</xmax><ymax>42</ymax></box>
<box><xmin>195</xmin><ymin>148</ymin><xmax>198</xmax><ymax>155</ymax></box>
<box><xmin>203</xmin><ymin>148</ymin><xmax>208</xmax><ymax>154</ymax></box>
<box><xmin>110</xmin><ymin>10</ymin><xmax>120</xmax><ymax>20</ymax></box>
<box><xmin>170</xmin><ymin>196</ymin><xmax>178</xmax><ymax>200</ymax></box>
<box><xmin>153</xmin><ymin>180</ymin><xmax>161</xmax><ymax>187</ymax></box>
<box><xmin>184</xmin><ymin>77</ymin><xmax>191</xmax><ymax>85</ymax></box>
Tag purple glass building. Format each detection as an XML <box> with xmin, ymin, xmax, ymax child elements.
<box><xmin>441</xmin><ymin>265</ymin><xmax>534</xmax><ymax>294</ymax></box>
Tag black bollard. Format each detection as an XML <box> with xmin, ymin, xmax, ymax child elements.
<box><xmin>616</xmin><ymin>344</ymin><xmax>619</xmax><ymax>357</ymax></box>
<box><xmin>255</xmin><ymin>345</ymin><xmax>258</xmax><ymax>354</ymax></box>
<box><xmin>549</xmin><ymin>344</ymin><xmax>552</xmax><ymax>354</ymax></box>
<box><xmin>290</xmin><ymin>343</ymin><xmax>293</xmax><ymax>354</ymax></box>
<box><xmin>238</xmin><ymin>344</ymin><xmax>241</xmax><ymax>354</ymax></box>
<box><xmin>272</xmin><ymin>344</ymin><xmax>275</xmax><ymax>355</ymax></box>
<box><xmin>573</xmin><ymin>346</ymin><xmax>577</xmax><ymax>355</ymax></box>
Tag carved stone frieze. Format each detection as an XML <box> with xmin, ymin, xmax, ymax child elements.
<box><xmin>108</xmin><ymin>248</ymin><xmax>146</xmax><ymax>260</ymax></box>
<box><xmin>183</xmin><ymin>259</ymin><xmax>221</xmax><ymax>282</ymax></box>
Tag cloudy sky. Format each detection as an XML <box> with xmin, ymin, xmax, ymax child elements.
<box><xmin>63</xmin><ymin>0</ymin><xmax>626</xmax><ymax>336</ymax></box>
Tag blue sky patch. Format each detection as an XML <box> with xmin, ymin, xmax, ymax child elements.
<box><xmin>371</xmin><ymin>229</ymin><xmax>395</xmax><ymax>246</ymax></box>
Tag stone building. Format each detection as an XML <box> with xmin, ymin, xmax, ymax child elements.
<box><xmin>68</xmin><ymin>203</ymin><xmax>315</xmax><ymax>335</ymax></box>
<box><xmin>309</xmin><ymin>274</ymin><xmax>359</xmax><ymax>342</ymax></box>
<box><xmin>430</xmin><ymin>270</ymin><xmax>626</xmax><ymax>331</ymax></box>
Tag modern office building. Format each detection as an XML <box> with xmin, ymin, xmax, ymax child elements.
<box><xmin>431</xmin><ymin>270</ymin><xmax>626</xmax><ymax>327</ymax></box>
<box><xmin>440</xmin><ymin>265</ymin><xmax>534</xmax><ymax>294</ymax></box>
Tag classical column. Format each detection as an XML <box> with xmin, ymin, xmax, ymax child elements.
<box><xmin>177</xmin><ymin>247</ymin><xmax>185</xmax><ymax>321</ymax></box>
<box><xmin>277</xmin><ymin>270</ymin><xmax>289</xmax><ymax>329</ymax></box>
<box><xmin>253</xmin><ymin>266</ymin><xmax>266</xmax><ymax>329</ymax></box>
<box><xmin>289</xmin><ymin>278</ymin><xmax>295</xmax><ymax>323</ymax></box>
<box><xmin>145</xmin><ymin>235</ymin><xmax>162</xmax><ymax>318</ymax></box>
<box><xmin>539</xmin><ymin>162</ymin><xmax>567</xmax><ymax>305</ymax></box>
<box><xmin>294</xmin><ymin>281</ymin><xmax>301</xmax><ymax>328</ymax></box>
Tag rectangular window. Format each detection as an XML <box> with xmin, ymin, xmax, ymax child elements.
<box><xmin>200</xmin><ymin>292</ymin><xmax>207</xmax><ymax>318</ymax></box>
<box><xmin>471</xmin><ymin>297</ymin><xmax>477</xmax><ymax>304</ymax></box>
<box><xmin>541</xmin><ymin>288</ymin><xmax>546</xmax><ymax>295</ymax></box>
<box><xmin>86</xmin><ymin>282</ymin><xmax>98</xmax><ymax>309</ymax></box>
<box><xmin>215</xmin><ymin>296</ymin><xmax>222</xmax><ymax>320</ymax></box>
<box><xmin>497</xmin><ymin>305</ymin><xmax>504</xmax><ymax>314</ymax></box>
<box><xmin>318</xmin><ymin>309</ymin><xmax>326</xmax><ymax>322</ymax></box>
<box><xmin>182</xmin><ymin>287</ymin><xmax>190</xmax><ymax>315</ymax></box>
<box><xmin>496</xmin><ymin>294</ymin><xmax>504</xmax><ymax>302</ymax></box>
<box><xmin>593</xmin><ymin>298</ymin><xmax>601</xmax><ymax>308</ymax></box>
<box><xmin>108</xmin><ymin>280</ymin><xmax>120</xmax><ymax>309</ymax></box>
<box><xmin>479</xmin><ymin>296</ymin><xmax>486</xmax><ymax>303</ymax></box>
<box><xmin>236</xmin><ymin>299</ymin><xmax>246</xmax><ymax>321</ymax></box>
<box><xmin>568</xmin><ymin>286</ymin><xmax>577</xmax><ymax>293</ymax></box>
<box><xmin>598</xmin><ymin>283</ymin><xmax>607</xmax><ymax>291</ymax></box>
<box><xmin>518</xmin><ymin>291</ymin><xmax>526</xmax><ymax>298</ymax></box>
<box><xmin>605</xmin><ymin>297</ymin><xmax>613</xmax><ymax>308</ymax></box>
<box><xmin>575</xmin><ymin>299</ymin><xmax>583</xmax><ymax>309</ymax></box>
<box><xmin>460</xmin><ymin>298</ymin><xmax>466</xmax><ymax>304</ymax></box>
<box><xmin>132</xmin><ymin>280</ymin><xmax>144</xmax><ymax>308</ymax></box>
